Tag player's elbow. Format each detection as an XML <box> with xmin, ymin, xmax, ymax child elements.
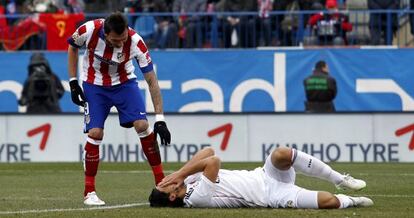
<box><xmin>203</xmin><ymin>147</ymin><xmax>215</xmax><ymax>157</ymax></box>
<box><xmin>204</xmin><ymin>156</ymin><xmax>221</xmax><ymax>182</ymax></box>
<box><xmin>209</xmin><ymin>156</ymin><xmax>221</xmax><ymax>166</ymax></box>
<box><xmin>206</xmin><ymin>156</ymin><xmax>221</xmax><ymax>173</ymax></box>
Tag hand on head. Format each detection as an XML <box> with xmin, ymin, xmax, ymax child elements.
<box><xmin>158</xmin><ymin>171</ymin><xmax>185</xmax><ymax>189</ymax></box>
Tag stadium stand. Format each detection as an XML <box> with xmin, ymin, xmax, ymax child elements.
<box><xmin>0</xmin><ymin>0</ymin><xmax>413</xmax><ymax>50</ymax></box>
<box><xmin>346</xmin><ymin>0</ymin><xmax>371</xmax><ymax>45</ymax></box>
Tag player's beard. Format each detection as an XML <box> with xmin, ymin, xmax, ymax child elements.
<box><xmin>105</xmin><ymin>40</ymin><xmax>122</xmax><ymax>48</ymax></box>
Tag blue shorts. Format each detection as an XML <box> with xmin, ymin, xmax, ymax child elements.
<box><xmin>82</xmin><ymin>79</ymin><xmax>146</xmax><ymax>132</ymax></box>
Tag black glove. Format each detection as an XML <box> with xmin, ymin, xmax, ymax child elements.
<box><xmin>154</xmin><ymin>121</ymin><xmax>171</xmax><ymax>146</ymax></box>
<box><xmin>69</xmin><ymin>79</ymin><xmax>86</xmax><ymax>106</ymax></box>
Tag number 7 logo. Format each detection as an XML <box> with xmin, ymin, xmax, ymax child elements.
<box><xmin>395</xmin><ymin>123</ymin><xmax>414</xmax><ymax>150</ymax></box>
<box><xmin>27</xmin><ymin>123</ymin><xmax>51</xmax><ymax>151</ymax></box>
<box><xmin>208</xmin><ymin>123</ymin><xmax>233</xmax><ymax>151</ymax></box>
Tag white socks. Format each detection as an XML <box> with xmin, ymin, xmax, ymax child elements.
<box><xmin>296</xmin><ymin>189</ymin><xmax>319</xmax><ymax>209</ymax></box>
<box><xmin>292</xmin><ymin>149</ymin><xmax>343</xmax><ymax>185</ymax></box>
<box><xmin>335</xmin><ymin>194</ymin><xmax>353</xmax><ymax>208</ymax></box>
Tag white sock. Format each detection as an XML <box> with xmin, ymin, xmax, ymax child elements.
<box><xmin>292</xmin><ymin>149</ymin><xmax>343</xmax><ymax>184</ymax></box>
<box><xmin>335</xmin><ymin>194</ymin><xmax>353</xmax><ymax>208</ymax></box>
<box><xmin>296</xmin><ymin>189</ymin><xmax>319</xmax><ymax>209</ymax></box>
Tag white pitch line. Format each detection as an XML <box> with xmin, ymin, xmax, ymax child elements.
<box><xmin>356</xmin><ymin>173</ymin><xmax>414</xmax><ymax>176</ymax></box>
<box><xmin>0</xmin><ymin>202</ymin><xmax>149</xmax><ymax>215</ymax></box>
<box><xmin>365</xmin><ymin>194</ymin><xmax>414</xmax><ymax>198</ymax></box>
<box><xmin>1</xmin><ymin>196</ymin><xmax>67</xmax><ymax>201</ymax></box>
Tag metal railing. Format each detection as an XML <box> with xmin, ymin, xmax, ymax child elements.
<box><xmin>0</xmin><ymin>10</ymin><xmax>413</xmax><ymax>51</ymax></box>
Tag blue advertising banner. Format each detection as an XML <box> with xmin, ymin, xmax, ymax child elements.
<box><xmin>0</xmin><ymin>49</ymin><xmax>413</xmax><ymax>112</ymax></box>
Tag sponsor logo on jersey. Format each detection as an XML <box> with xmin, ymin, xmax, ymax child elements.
<box><xmin>93</xmin><ymin>53</ymin><xmax>119</xmax><ymax>65</ymax></box>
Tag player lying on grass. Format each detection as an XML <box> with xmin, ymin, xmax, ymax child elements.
<box><xmin>149</xmin><ymin>147</ymin><xmax>373</xmax><ymax>208</ymax></box>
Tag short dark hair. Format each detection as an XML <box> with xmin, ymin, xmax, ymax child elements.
<box><xmin>314</xmin><ymin>60</ymin><xmax>327</xmax><ymax>71</ymax></box>
<box><xmin>148</xmin><ymin>188</ymin><xmax>184</xmax><ymax>207</ymax></box>
<box><xmin>104</xmin><ymin>12</ymin><xmax>128</xmax><ymax>35</ymax></box>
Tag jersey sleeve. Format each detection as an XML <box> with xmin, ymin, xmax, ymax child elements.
<box><xmin>184</xmin><ymin>172</ymin><xmax>202</xmax><ymax>185</ymax></box>
<box><xmin>67</xmin><ymin>20</ymin><xmax>93</xmax><ymax>48</ymax></box>
<box><xmin>131</xmin><ymin>32</ymin><xmax>153</xmax><ymax>73</ymax></box>
<box><xmin>184</xmin><ymin>175</ymin><xmax>215</xmax><ymax>208</ymax></box>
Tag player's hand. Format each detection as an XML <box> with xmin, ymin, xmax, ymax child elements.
<box><xmin>69</xmin><ymin>79</ymin><xmax>86</xmax><ymax>106</ymax></box>
<box><xmin>154</xmin><ymin>121</ymin><xmax>171</xmax><ymax>146</ymax></box>
<box><xmin>158</xmin><ymin>171</ymin><xmax>185</xmax><ymax>189</ymax></box>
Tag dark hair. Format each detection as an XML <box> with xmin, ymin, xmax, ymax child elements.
<box><xmin>314</xmin><ymin>60</ymin><xmax>327</xmax><ymax>72</ymax></box>
<box><xmin>148</xmin><ymin>188</ymin><xmax>184</xmax><ymax>207</ymax></box>
<box><xmin>104</xmin><ymin>12</ymin><xmax>128</xmax><ymax>35</ymax></box>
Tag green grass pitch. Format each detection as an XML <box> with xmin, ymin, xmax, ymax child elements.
<box><xmin>0</xmin><ymin>162</ymin><xmax>412</xmax><ymax>217</ymax></box>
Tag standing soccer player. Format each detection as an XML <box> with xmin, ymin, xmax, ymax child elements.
<box><xmin>67</xmin><ymin>12</ymin><xmax>171</xmax><ymax>206</ymax></box>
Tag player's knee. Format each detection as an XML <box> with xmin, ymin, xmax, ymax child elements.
<box><xmin>133</xmin><ymin>120</ymin><xmax>149</xmax><ymax>134</ymax></box>
<box><xmin>88</xmin><ymin>128</ymin><xmax>103</xmax><ymax>140</ymax></box>
<box><xmin>317</xmin><ymin>192</ymin><xmax>340</xmax><ymax>209</ymax></box>
<box><xmin>271</xmin><ymin>147</ymin><xmax>292</xmax><ymax>170</ymax></box>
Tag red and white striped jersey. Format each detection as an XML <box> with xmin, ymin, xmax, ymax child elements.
<box><xmin>67</xmin><ymin>19</ymin><xmax>153</xmax><ymax>86</ymax></box>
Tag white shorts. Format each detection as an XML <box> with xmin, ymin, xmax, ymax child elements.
<box><xmin>263</xmin><ymin>155</ymin><xmax>318</xmax><ymax>208</ymax></box>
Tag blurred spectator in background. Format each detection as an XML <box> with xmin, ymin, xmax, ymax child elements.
<box><xmin>62</xmin><ymin>0</ymin><xmax>85</xmax><ymax>13</ymax></box>
<box><xmin>4</xmin><ymin>0</ymin><xmax>17</xmax><ymax>24</ymax></box>
<box><xmin>241</xmin><ymin>0</ymin><xmax>258</xmax><ymax>47</ymax></box>
<box><xmin>251</xmin><ymin>0</ymin><xmax>273</xmax><ymax>46</ymax></box>
<box><xmin>173</xmin><ymin>0</ymin><xmax>206</xmax><ymax>48</ymax></box>
<box><xmin>202</xmin><ymin>0</ymin><xmax>220</xmax><ymax>48</ymax></box>
<box><xmin>33</xmin><ymin>0</ymin><xmax>85</xmax><ymax>13</ymax></box>
<box><xmin>38</xmin><ymin>12</ymin><xmax>85</xmax><ymax>50</ymax></box>
<box><xmin>272</xmin><ymin>0</ymin><xmax>289</xmax><ymax>46</ymax></box>
<box><xmin>19</xmin><ymin>52</ymin><xmax>64</xmax><ymax>113</ymax></box>
<box><xmin>410</xmin><ymin>0</ymin><xmax>414</xmax><ymax>36</ymax></box>
<box><xmin>23</xmin><ymin>0</ymin><xmax>61</xmax><ymax>13</ymax></box>
<box><xmin>124</xmin><ymin>0</ymin><xmax>174</xmax><ymax>13</ymax></box>
<box><xmin>164</xmin><ymin>0</ymin><xmax>174</xmax><ymax>12</ymax></box>
<box><xmin>127</xmin><ymin>0</ymin><xmax>177</xmax><ymax>49</ymax></box>
<box><xmin>217</xmin><ymin>0</ymin><xmax>257</xmax><ymax>48</ymax></box>
<box><xmin>0</xmin><ymin>4</ymin><xmax>7</xmax><ymax>50</ymax></box>
<box><xmin>307</xmin><ymin>0</ymin><xmax>352</xmax><ymax>46</ymax></box>
<box><xmin>303</xmin><ymin>60</ymin><xmax>337</xmax><ymax>112</ymax></box>
<box><xmin>274</xmin><ymin>0</ymin><xmax>326</xmax><ymax>46</ymax></box>
<box><xmin>0</xmin><ymin>1</ymin><xmax>46</xmax><ymax>51</ymax></box>
<box><xmin>298</xmin><ymin>0</ymin><xmax>326</xmax><ymax>27</ymax></box>
<box><xmin>368</xmin><ymin>0</ymin><xmax>400</xmax><ymax>45</ymax></box>
<box><xmin>279</xmin><ymin>0</ymin><xmax>300</xmax><ymax>46</ymax></box>
<box><xmin>84</xmin><ymin>0</ymin><xmax>125</xmax><ymax>13</ymax></box>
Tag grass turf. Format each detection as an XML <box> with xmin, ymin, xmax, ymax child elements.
<box><xmin>0</xmin><ymin>162</ymin><xmax>412</xmax><ymax>217</ymax></box>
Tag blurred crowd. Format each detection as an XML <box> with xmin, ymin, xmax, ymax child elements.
<box><xmin>0</xmin><ymin>0</ymin><xmax>412</xmax><ymax>50</ymax></box>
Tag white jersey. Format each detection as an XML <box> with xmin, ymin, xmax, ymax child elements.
<box><xmin>67</xmin><ymin>19</ymin><xmax>153</xmax><ymax>86</ymax></box>
<box><xmin>183</xmin><ymin>168</ymin><xmax>268</xmax><ymax>208</ymax></box>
